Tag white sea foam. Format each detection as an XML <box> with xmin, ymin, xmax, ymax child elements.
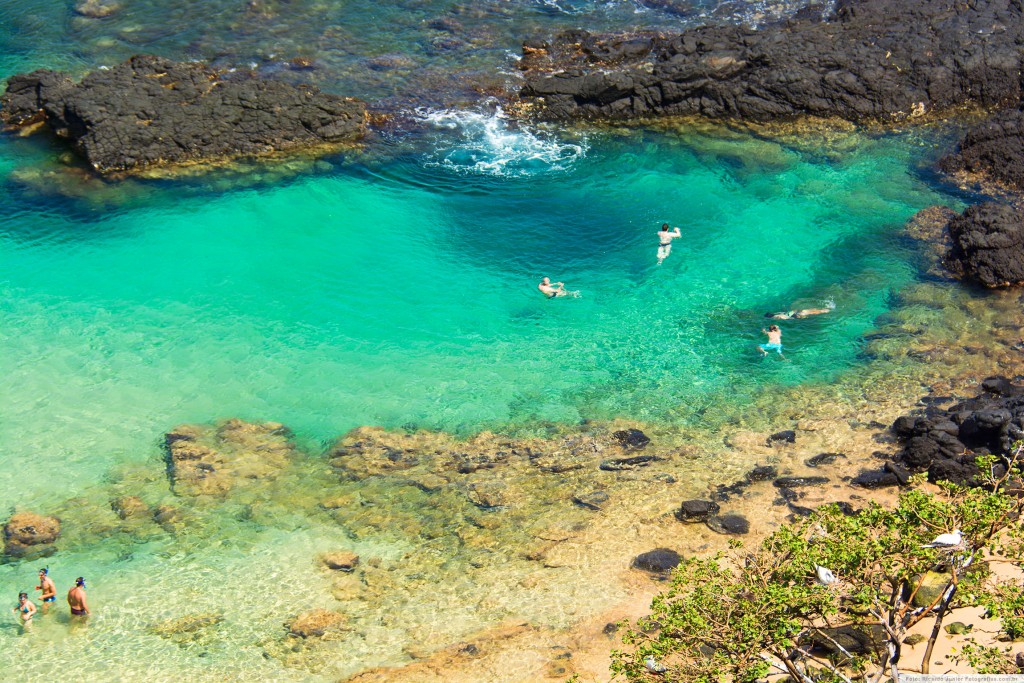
<box><xmin>417</xmin><ymin>106</ymin><xmax>587</xmax><ymax>177</ymax></box>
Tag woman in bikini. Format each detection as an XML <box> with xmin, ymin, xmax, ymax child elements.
<box><xmin>14</xmin><ymin>592</ymin><xmax>36</xmax><ymax>626</ymax></box>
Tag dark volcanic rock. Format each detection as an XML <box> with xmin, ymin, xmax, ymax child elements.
<box><xmin>883</xmin><ymin>379</ymin><xmax>1024</xmax><ymax>487</ymax></box>
<box><xmin>518</xmin><ymin>0</ymin><xmax>1024</xmax><ymax>123</ymax></box>
<box><xmin>746</xmin><ymin>465</ymin><xmax>777</xmax><ymax>481</ymax></box>
<box><xmin>631</xmin><ymin>547</ymin><xmax>681</xmax><ymax>573</ymax></box>
<box><xmin>942</xmin><ymin>108</ymin><xmax>1024</xmax><ymax>193</ymax></box>
<box><xmin>612</xmin><ymin>428</ymin><xmax>650</xmax><ymax>450</ymax></box>
<box><xmin>599</xmin><ymin>454</ymin><xmax>660</xmax><ymax>471</ymax></box>
<box><xmin>674</xmin><ymin>499</ymin><xmax>720</xmax><ymax>522</ymax></box>
<box><xmin>767</xmin><ymin>430</ymin><xmax>796</xmax><ymax>445</ymax></box>
<box><xmin>805</xmin><ymin>452</ymin><xmax>845</xmax><ymax>468</ymax></box>
<box><xmin>572</xmin><ymin>490</ymin><xmax>609</xmax><ymax>510</ymax></box>
<box><xmin>1</xmin><ymin>55</ymin><xmax>367</xmax><ymax>174</ymax></box>
<box><xmin>773</xmin><ymin>476</ymin><xmax>830</xmax><ymax>488</ymax></box>
<box><xmin>944</xmin><ymin>202</ymin><xmax>1024</xmax><ymax>288</ymax></box>
<box><xmin>705</xmin><ymin>514</ymin><xmax>750</xmax><ymax>535</ymax></box>
<box><xmin>851</xmin><ymin>469</ymin><xmax>901</xmax><ymax>489</ymax></box>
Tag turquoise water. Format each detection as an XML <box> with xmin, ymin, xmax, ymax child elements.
<box><xmin>0</xmin><ymin>0</ymin><xmax>976</xmax><ymax>679</ymax></box>
<box><xmin>1</xmin><ymin>121</ymin><xmax>956</xmax><ymax>505</ymax></box>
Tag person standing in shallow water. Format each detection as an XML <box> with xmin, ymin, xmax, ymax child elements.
<box><xmin>656</xmin><ymin>223</ymin><xmax>682</xmax><ymax>265</ymax></box>
<box><xmin>758</xmin><ymin>324</ymin><xmax>784</xmax><ymax>358</ymax></box>
<box><xmin>36</xmin><ymin>568</ymin><xmax>56</xmax><ymax>613</ymax></box>
<box><xmin>14</xmin><ymin>592</ymin><xmax>36</xmax><ymax>627</ymax></box>
<box><xmin>68</xmin><ymin>577</ymin><xmax>89</xmax><ymax>618</ymax></box>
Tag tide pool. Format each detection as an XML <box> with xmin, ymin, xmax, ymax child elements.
<box><xmin>1</xmin><ymin>118</ymin><xmax>960</xmax><ymax>508</ymax></box>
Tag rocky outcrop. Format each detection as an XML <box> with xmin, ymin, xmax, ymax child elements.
<box><xmin>944</xmin><ymin>202</ymin><xmax>1024</xmax><ymax>288</ymax></box>
<box><xmin>1</xmin><ymin>54</ymin><xmax>367</xmax><ymax>174</ymax></box>
<box><xmin>321</xmin><ymin>551</ymin><xmax>360</xmax><ymax>572</ymax></box>
<box><xmin>517</xmin><ymin>0</ymin><xmax>1024</xmax><ymax>124</ymax></box>
<box><xmin>288</xmin><ymin>609</ymin><xmax>348</xmax><ymax>638</ymax></box>
<box><xmin>3</xmin><ymin>511</ymin><xmax>60</xmax><ymax>558</ymax></box>
<box><xmin>111</xmin><ymin>495</ymin><xmax>150</xmax><ymax>520</ymax></box>
<box><xmin>884</xmin><ymin>377</ymin><xmax>1024</xmax><ymax>486</ymax></box>
<box><xmin>941</xmin><ymin>108</ymin><xmax>1024</xmax><ymax>193</ymax></box>
<box><xmin>630</xmin><ymin>547</ymin><xmax>681</xmax><ymax>574</ymax></box>
<box><xmin>164</xmin><ymin>418</ymin><xmax>297</xmax><ymax>497</ymax></box>
<box><xmin>149</xmin><ymin>613</ymin><xmax>223</xmax><ymax>643</ymax></box>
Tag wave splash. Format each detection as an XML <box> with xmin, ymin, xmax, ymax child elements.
<box><xmin>417</xmin><ymin>106</ymin><xmax>588</xmax><ymax>177</ymax></box>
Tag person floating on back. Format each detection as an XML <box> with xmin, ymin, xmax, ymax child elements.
<box><xmin>538</xmin><ymin>277</ymin><xmax>580</xmax><ymax>299</ymax></box>
<box><xmin>656</xmin><ymin>223</ymin><xmax>682</xmax><ymax>265</ymax></box>
<box><xmin>758</xmin><ymin>325</ymin><xmax>784</xmax><ymax>358</ymax></box>
<box><xmin>68</xmin><ymin>577</ymin><xmax>89</xmax><ymax>618</ymax></box>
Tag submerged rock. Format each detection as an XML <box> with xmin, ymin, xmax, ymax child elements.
<box><xmin>705</xmin><ymin>514</ymin><xmax>750</xmax><ymax>535</ymax></box>
<box><xmin>3</xmin><ymin>511</ymin><xmax>60</xmax><ymax>558</ymax></box>
<box><xmin>111</xmin><ymin>495</ymin><xmax>150</xmax><ymax>520</ymax></box>
<box><xmin>599</xmin><ymin>454</ymin><xmax>660</xmax><ymax>471</ymax></box>
<box><xmin>74</xmin><ymin>0</ymin><xmax>120</xmax><ymax>18</ymax></box>
<box><xmin>746</xmin><ymin>465</ymin><xmax>777</xmax><ymax>481</ymax></box>
<box><xmin>631</xmin><ymin>548</ymin><xmax>681</xmax><ymax>574</ymax></box>
<box><xmin>773</xmin><ymin>476</ymin><xmax>829</xmax><ymax>488</ymax></box>
<box><xmin>1</xmin><ymin>55</ymin><xmax>367</xmax><ymax>175</ymax></box>
<box><xmin>149</xmin><ymin>613</ymin><xmax>223</xmax><ymax>642</ymax></box>
<box><xmin>767</xmin><ymin>430</ymin><xmax>796</xmax><ymax>445</ymax></box>
<box><xmin>321</xmin><ymin>551</ymin><xmax>360</xmax><ymax>572</ymax></box>
<box><xmin>805</xmin><ymin>453</ymin><xmax>845</xmax><ymax>468</ymax></box>
<box><xmin>288</xmin><ymin>609</ymin><xmax>348</xmax><ymax>638</ymax></box>
<box><xmin>674</xmin><ymin>499</ymin><xmax>720</xmax><ymax>522</ymax></box>
<box><xmin>612</xmin><ymin>428</ymin><xmax>650</xmax><ymax>450</ymax></box>
<box><xmin>164</xmin><ymin>418</ymin><xmax>297</xmax><ymax>498</ymax></box>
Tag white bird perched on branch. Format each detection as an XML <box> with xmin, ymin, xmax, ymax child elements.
<box><xmin>921</xmin><ymin>529</ymin><xmax>963</xmax><ymax>548</ymax></box>
<box><xmin>644</xmin><ymin>655</ymin><xmax>667</xmax><ymax>673</ymax></box>
<box><xmin>815</xmin><ymin>564</ymin><xmax>838</xmax><ymax>585</ymax></box>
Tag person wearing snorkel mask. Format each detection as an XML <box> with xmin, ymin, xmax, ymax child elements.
<box><xmin>67</xmin><ymin>577</ymin><xmax>90</xmax><ymax>618</ymax></box>
<box><xmin>36</xmin><ymin>568</ymin><xmax>56</xmax><ymax>613</ymax></box>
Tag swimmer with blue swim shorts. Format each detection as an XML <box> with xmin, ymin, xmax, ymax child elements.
<box><xmin>758</xmin><ymin>325</ymin><xmax>784</xmax><ymax>358</ymax></box>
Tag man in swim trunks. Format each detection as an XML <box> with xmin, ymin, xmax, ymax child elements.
<box><xmin>538</xmin><ymin>277</ymin><xmax>567</xmax><ymax>298</ymax></box>
<box><xmin>657</xmin><ymin>223</ymin><xmax>682</xmax><ymax>265</ymax></box>
<box><xmin>68</xmin><ymin>577</ymin><xmax>90</xmax><ymax>617</ymax></box>
<box><xmin>758</xmin><ymin>325</ymin><xmax>784</xmax><ymax>357</ymax></box>
<box><xmin>36</xmin><ymin>568</ymin><xmax>56</xmax><ymax>613</ymax></box>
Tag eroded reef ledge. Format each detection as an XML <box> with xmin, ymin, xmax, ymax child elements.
<box><xmin>0</xmin><ymin>54</ymin><xmax>367</xmax><ymax>174</ymax></box>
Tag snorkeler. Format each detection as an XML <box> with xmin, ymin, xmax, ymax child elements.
<box><xmin>766</xmin><ymin>300</ymin><xmax>835</xmax><ymax>320</ymax></box>
<box><xmin>36</xmin><ymin>568</ymin><xmax>56</xmax><ymax>613</ymax></box>
<box><xmin>14</xmin><ymin>592</ymin><xmax>36</xmax><ymax>626</ymax></box>
<box><xmin>758</xmin><ymin>325</ymin><xmax>784</xmax><ymax>358</ymax></box>
<box><xmin>656</xmin><ymin>223</ymin><xmax>682</xmax><ymax>265</ymax></box>
<box><xmin>67</xmin><ymin>577</ymin><xmax>89</xmax><ymax>618</ymax></box>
